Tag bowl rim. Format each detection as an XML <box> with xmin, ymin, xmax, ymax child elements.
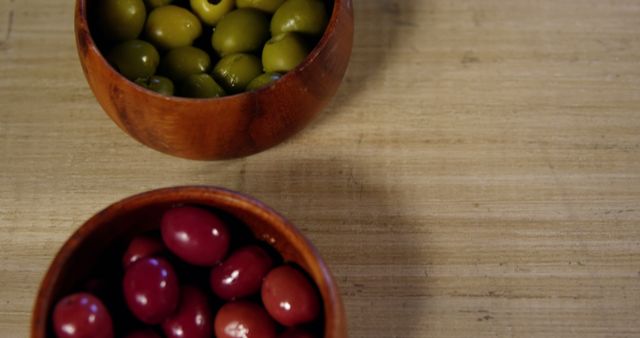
<box><xmin>31</xmin><ymin>185</ymin><xmax>346</xmax><ymax>338</ymax></box>
<box><xmin>75</xmin><ymin>0</ymin><xmax>348</xmax><ymax>102</ymax></box>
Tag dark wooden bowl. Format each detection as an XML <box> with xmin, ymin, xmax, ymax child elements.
<box><xmin>74</xmin><ymin>0</ymin><xmax>353</xmax><ymax>160</ymax></box>
<box><xmin>31</xmin><ymin>186</ymin><xmax>347</xmax><ymax>337</ymax></box>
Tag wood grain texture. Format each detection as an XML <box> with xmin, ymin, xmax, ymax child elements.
<box><xmin>1</xmin><ymin>0</ymin><xmax>640</xmax><ymax>337</ymax></box>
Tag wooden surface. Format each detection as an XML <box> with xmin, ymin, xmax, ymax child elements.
<box><xmin>1</xmin><ymin>0</ymin><xmax>640</xmax><ymax>337</ymax></box>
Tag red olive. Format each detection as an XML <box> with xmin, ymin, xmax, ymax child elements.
<box><xmin>122</xmin><ymin>236</ymin><xmax>165</xmax><ymax>268</ymax></box>
<box><xmin>210</xmin><ymin>245</ymin><xmax>274</xmax><ymax>300</ymax></box>
<box><xmin>278</xmin><ymin>328</ymin><xmax>317</xmax><ymax>338</ymax></box>
<box><xmin>162</xmin><ymin>286</ymin><xmax>212</xmax><ymax>338</ymax></box>
<box><xmin>214</xmin><ymin>301</ymin><xmax>276</xmax><ymax>338</ymax></box>
<box><xmin>123</xmin><ymin>257</ymin><xmax>180</xmax><ymax>324</ymax></box>
<box><xmin>161</xmin><ymin>206</ymin><xmax>230</xmax><ymax>266</ymax></box>
<box><xmin>52</xmin><ymin>293</ymin><xmax>114</xmax><ymax>338</ymax></box>
<box><xmin>123</xmin><ymin>330</ymin><xmax>162</xmax><ymax>338</ymax></box>
<box><xmin>261</xmin><ymin>266</ymin><xmax>321</xmax><ymax>326</ymax></box>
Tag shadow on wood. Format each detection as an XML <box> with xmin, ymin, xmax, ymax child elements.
<box><xmin>224</xmin><ymin>157</ymin><xmax>430</xmax><ymax>337</ymax></box>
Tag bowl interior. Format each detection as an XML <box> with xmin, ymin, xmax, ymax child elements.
<box><xmin>83</xmin><ymin>0</ymin><xmax>337</xmax><ymax>90</ymax></box>
<box><xmin>32</xmin><ymin>186</ymin><xmax>345</xmax><ymax>337</ymax></box>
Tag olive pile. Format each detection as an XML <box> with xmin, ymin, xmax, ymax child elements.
<box><xmin>96</xmin><ymin>0</ymin><xmax>328</xmax><ymax>98</ymax></box>
<box><xmin>51</xmin><ymin>206</ymin><xmax>323</xmax><ymax>338</ymax></box>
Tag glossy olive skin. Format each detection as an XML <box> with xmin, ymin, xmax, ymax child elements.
<box><xmin>161</xmin><ymin>206</ymin><xmax>230</xmax><ymax>265</ymax></box>
<box><xmin>262</xmin><ymin>33</ymin><xmax>308</xmax><ymax>73</ymax></box>
<box><xmin>261</xmin><ymin>266</ymin><xmax>321</xmax><ymax>326</ymax></box>
<box><xmin>136</xmin><ymin>76</ymin><xmax>175</xmax><ymax>96</ymax></box>
<box><xmin>211</xmin><ymin>9</ymin><xmax>270</xmax><ymax>56</ymax></box>
<box><xmin>210</xmin><ymin>246</ymin><xmax>274</xmax><ymax>300</ymax></box>
<box><xmin>190</xmin><ymin>0</ymin><xmax>234</xmax><ymax>25</ymax></box>
<box><xmin>237</xmin><ymin>0</ymin><xmax>285</xmax><ymax>13</ymax></box>
<box><xmin>212</xmin><ymin>53</ymin><xmax>263</xmax><ymax>94</ymax></box>
<box><xmin>146</xmin><ymin>6</ymin><xmax>203</xmax><ymax>49</ymax></box>
<box><xmin>123</xmin><ymin>257</ymin><xmax>180</xmax><ymax>324</ymax></box>
<box><xmin>52</xmin><ymin>293</ymin><xmax>114</xmax><ymax>338</ymax></box>
<box><xmin>124</xmin><ymin>330</ymin><xmax>162</xmax><ymax>338</ymax></box>
<box><xmin>98</xmin><ymin>0</ymin><xmax>146</xmax><ymax>41</ymax></box>
<box><xmin>278</xmin><ymin>328</ymin><xmax>317</xmax><ymax>338</ymax></box>
<box><xmin>122</xmin><ymin>236</ymin><xmax>165</xmax><ymax>268</ymax></box>
<box><xmin>179</xmin><ymin>74</ymin><xmax>226</xmax><ymax>98</ymax></box>
<box><xmin>161</xmin><ymin>46</ymin><xmax>211</xmax><ymax>82</ymax></box>
<box><xmin>246</xmin><ymin>72</ymin><xmax>282</xmax><ymax>91</ymax></box>
<box><xmin>108</xmin><ymin>40</ymin><xmax>160</xmax><ymax>81</ymax></box>
<box><xmin>162</xmin><ymin>286</ymin><xmax>212</xmax><ymax>338</ymax></box>
<box><xmin>271</xmin><ymin>0</ymin><xmax>327</xmax><ymax>36</ymax></box>
<box><xmin>144</xmin><ymin>0</ymin><xmax>172</xmax><ymax>9</ymax></box>
<box><xmin>214</xmin><ymin>301</ymin><xmax>277</xmax><ymax>338</ymax></box>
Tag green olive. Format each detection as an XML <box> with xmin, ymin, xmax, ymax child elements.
<box><xmin>212</xmin><ymin>53</ymin><xmax>263</xmax><ymax>93</ymax></box>
<box><xmin>262</xmin><ymin>33</ymin><xmax>308</xmax><ymax>72</ymax></box>
<box><xmin>135</xmin><ymin>76</ymin><xmax>175</xmax><ymax>96</ymax></box>
<box><xmin>179</xmin><ymin>73</ymin><xmax>226</xmax><ymax>98</ymax></box>
<box><xmin>99</xmin><ymin>0</ymin><xmax>146</xmax><ymax>41</ymax></box>
<box><xmin>211</xmin><ymin>9</ymin><xmax>270</xmax><ymax>56</ymax></box>
<box><xmin>246</xmin><ymin>72</ymin><xmax>282</xmax><ymax>90</ymax></box>
<box><xmin>160</xmin><ymin>46</ymin><xmax>211</xmax><ymax>82</ymax></box>
<box><xmin>146</xmin><ymin>5</ymin><xmax>203</xmax><ymax>49</ymax></box>
<box><xmin>190</xmin><ymin>0</ymin><xmax>234</xmax><ymax>25</ymax></box>
<box><xmin>271</xmin><ymin>0</ymin><xmax>327</xmax><ymax>36</ymax></box>
<box><xmin>237</xmin><ymin>0</ymin><xmax>285</xmax><ymax>13</ymax></box>
<box><xmin>144</xmin><ymin>0</ymin><xmax>172</xmax><ymax>9</ymax></box>
<box><xmin>108</xmin><ymin>39</ymin><xmax>160</xmax><ymax>81</ymax></box>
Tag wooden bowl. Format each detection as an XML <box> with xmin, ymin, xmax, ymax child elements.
<box><xmin>74</xmin><ymin>0</ymin><xmax>354</xmax><ymax>160</ymax></box>
<box><xmin>31</xmin><ymin>186</ymin><xmax>347</xmax><ymax>337</ymax></box>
